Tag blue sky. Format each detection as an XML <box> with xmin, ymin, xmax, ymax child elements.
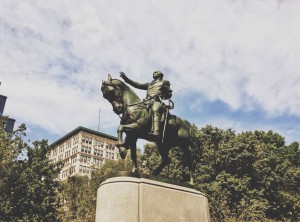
<box><xmin>1</xmin><ymin>0</ymin><xmax>300</xmax><ymax>147</ymax></box>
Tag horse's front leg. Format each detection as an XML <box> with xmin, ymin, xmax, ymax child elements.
<box><xmin>116</xmin><ymin>123</ymin><xmax>140</xmax><ymax>159</ymax></box>
<box><xmin>125</xmin><ymin>136</ymin><xmax>138</xmax><ymax>173</ymax></box>
<box><xmin>117</xmin><ymin>125</ymin><xmax>125</xmax><ymax>145</ymax></box>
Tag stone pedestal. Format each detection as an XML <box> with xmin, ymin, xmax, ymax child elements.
<box><xmin>95</xmin><ymin>174</ymin><xmax>210</xmax><ymax>222</ymax></box>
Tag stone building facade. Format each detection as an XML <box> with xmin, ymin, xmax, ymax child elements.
<box><xmin>48</xmin><ymin>126</ymin><xmax>118</xmax><ymax>180</ymax></box>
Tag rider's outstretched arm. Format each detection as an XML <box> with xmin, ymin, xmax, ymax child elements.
<box><xmin>120</xmin><ymin>72</ymin><xmax>149</xmax><ymax>90</ymax></box>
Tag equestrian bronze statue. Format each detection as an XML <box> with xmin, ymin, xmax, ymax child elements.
<box><xmin>101</xmin><ymin>72</ymin><xmax>201</xmax><ymax>184</ymax></box>
<box><xmin>120</xmin><ymin>71</ymin><xmax>172</xmax><ymax>141</ymax></box>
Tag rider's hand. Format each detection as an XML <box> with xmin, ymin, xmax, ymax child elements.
<box><xmin>120</xmin><ymin>72</ymin><xmax>126</xmax><ymax>79</ymax></box>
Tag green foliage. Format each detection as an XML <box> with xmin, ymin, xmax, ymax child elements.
<box><xmin>90</xmin><ymin>158</ymin><xmax>132</xmax><ymax>192</ymax></box>
<box><xmin>142</xmin><ymin>143</ymin><xmax>190</xmax><ymax>182</ymax></box>
<box><xmin>3</xmin><ymin>114</ymin><xmax>298</xmax><ymax>221</ymax></box>
<box><xmin>0</xmin><ymin>117</ymin><xmax>27</xmax><ymax>174</ymax></box>
<box><xmin>59</xmin><ymin>176</ymin><xmax>95</xmax><ymax>222</ymax></box>
<box><xmin>0</xmin><ymin>117</ymin><xmax>62</xmax><ymax>222</ymax></box>
<box><xmin>58</xmin><ymin>157</ymin><xmax>132</xmax><ymax>221</ymax></box>
<box><xmin>142</xmin><ymin>125</ymin><xmax>300</xmax><ymax>221</ymax></box>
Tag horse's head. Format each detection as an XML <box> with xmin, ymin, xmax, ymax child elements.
<box><xmin>101</xmin><ymin>74</ymin><xmax>125</xmax><ymax>115</ymax></box>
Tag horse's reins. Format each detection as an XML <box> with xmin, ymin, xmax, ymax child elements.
<box><xmin>103</xmin><ymin>82</ymin><xmax>173</xmax><ymax>126</ymax></box>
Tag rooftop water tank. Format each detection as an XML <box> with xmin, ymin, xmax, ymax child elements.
<box><xmin>5</xmin><ymin>118</ymin><xmax>15</xmax><ymax>133</ymax></box>
<box><xmin>0</xmin><ymin>95</ymin><xmax>7</xmax><ymax>116</ymax></box>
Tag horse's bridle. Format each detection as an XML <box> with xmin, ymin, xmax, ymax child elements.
<box><xmin>102</xmin><ymin>82</ymin><xmax>122</xmax><ymax>100</ymax></box>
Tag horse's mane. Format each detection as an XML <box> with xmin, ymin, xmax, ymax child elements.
<box><xmin>111</xmin><ymin>79</ymin><xmax>142</xmax><ymax>102</ymax></box>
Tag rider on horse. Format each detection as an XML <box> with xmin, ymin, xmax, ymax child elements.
<box><xmin>120</xmin><ymin>70</ymin><xmax>173</xmax><ymax>140</ymax></box>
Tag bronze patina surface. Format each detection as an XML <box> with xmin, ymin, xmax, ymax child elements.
<box><xmin>101</xmin><ymin>73</ymin><xmax>202</xmax><ymax>184</ymax></box>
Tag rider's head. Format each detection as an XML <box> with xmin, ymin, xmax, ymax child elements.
<box><xmin>153</xmin><ymin>70</ymin><xmax>164</xmax><ymax>80</ymax></box>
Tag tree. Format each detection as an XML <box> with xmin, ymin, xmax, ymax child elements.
<box><xmin>142</xmin><ymin>143</ymin><xmax>190</xmax><ymax>182</ymax></box>
<box><xmin>59</xmin><ymin>176</ymin><xmax>95</xmax><ymax>222</ymax></box>
<box><xmin>0</xmin><ymin>117</ymin><xmax>62</xmax><ymax>221</ymax></box>
<box><xmin>58</xmin><ymin>156</ymin><xmax>133</xmax><ymax>221</ymax></box>
<box><xmin>90</xmin><ymin>157</ymin><xmax>133</xmax><ymax>192</ymax></box>
<box><xmin>142</xmin><ymin>125</ymin><xmax>300</xmax><ymax>221</ymax></box>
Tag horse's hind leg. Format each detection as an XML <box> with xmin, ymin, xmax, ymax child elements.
<box><xmin>153</xmin><ymin>144</ymin><xmax>170</xmax><ymax>176</ymax></box>
<box><xmin>183</xmin><ymin>145</ymin><xmax>195</xmax><ymax>185</ymax></box>
<box><xmin>188</xmin><ymin>161</ymin><xmax>195</xmax><ymax>185</ymax></box>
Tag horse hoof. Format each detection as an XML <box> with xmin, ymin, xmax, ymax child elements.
<box><xmin>117</xmin><ymin>146</ymin><xmax>127</xmax><ymax>159</ymax></box>
<box><xmin>188</xmin><ymin>178</ymin><xmax>195</xmax><ymax>186</ymax></box>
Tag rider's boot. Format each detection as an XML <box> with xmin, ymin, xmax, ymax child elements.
<box><xmin>149</xmin><ymin>112</ymin><xmax>161</xmax><ymax>141</ymax></box>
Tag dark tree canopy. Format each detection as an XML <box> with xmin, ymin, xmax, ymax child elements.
<box><xmin>142</xmin><ymin>125</ymin><xmax>300</xmax><ymax>221</ymax></box>
<box><xmin>2</xmin><ymin>116</ymin><xmax>299</xmax><ymax>221</ymax></box>
<box><xmin>0</xmin><ymin>118</ymin><xmax>62</xmax><ymax>222</ymax></box>
<box><xmin>58</xmin><ymin>154</ymin><xmax>134</xmax><ymax>221</ymax></box>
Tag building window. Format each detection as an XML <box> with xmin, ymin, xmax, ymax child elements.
<box><xmin>72</xmin><ymin>146</ymin><xmax>78</xmax><ymax>155</ymax></box>
<box><xmin>80</xmin><ymin>155</ymin><xmax>91</xmax><ymax>164</ymax></box>
<box><xmin>79</xmin><ymin>165</ymin><xmax>90</xmax><ymax>174</ymax></box>
<box><xmin>64</xmin><ymin>158</ymin><xmax>70</xmax><ymax>167</ymax></box>
<box><xmin>81</xmin><ymin>145</ymin><xmax>91</xmax><ymax>154</ymax></box>
<box><xmin>94</xmin><ymin>140</ymin><xmax>105</xmax><ymax>148</ymax></box>
<box><xmin>93</xmin><ymin>158</ymin><xmax>103</xmax><ymax>166</ymax></box>
<box><xmin>82</xmin><ymin>136</ymin><xmax>92</xmax><ymax>144</ymax></box>
<box><xmin>66</xmin><ymin>141</ymin><xmax>72</xmax><ymax>149</ymax></box>
<box><xmin>65</xmin><ymin>150</ymin><xmax>71</xmax><ymax>158</ymax></box>
<box><xmin>69</xmin><ymin>166</ymin><xmax>76</xmax><ymax>174</ymax></box>
<box><xmin>73</xmin><ymin>136</ymin><xmax>79</xmax><ymax>145</ymax></box>
<box><xmin>94</xmin><ymin>149</ymin><xmax>103</xmax><ymax>157</ymax></box>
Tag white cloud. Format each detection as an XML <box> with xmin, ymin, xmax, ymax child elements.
<box><xmin>1</xmin><ymin>0</ymin><xmax>300</xmax><ymax>139</ymax></box>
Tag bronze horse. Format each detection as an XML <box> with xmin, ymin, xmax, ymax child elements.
<box><xmin>101</xmin><ymin>74</ymin><xmax>201</xmax><ymax>184</ymax></box>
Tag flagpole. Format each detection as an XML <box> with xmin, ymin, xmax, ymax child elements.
<box><xmin>98</xmin><ymin>107</ymin><xmax>101</xmax><ymax>131</ymax></box>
